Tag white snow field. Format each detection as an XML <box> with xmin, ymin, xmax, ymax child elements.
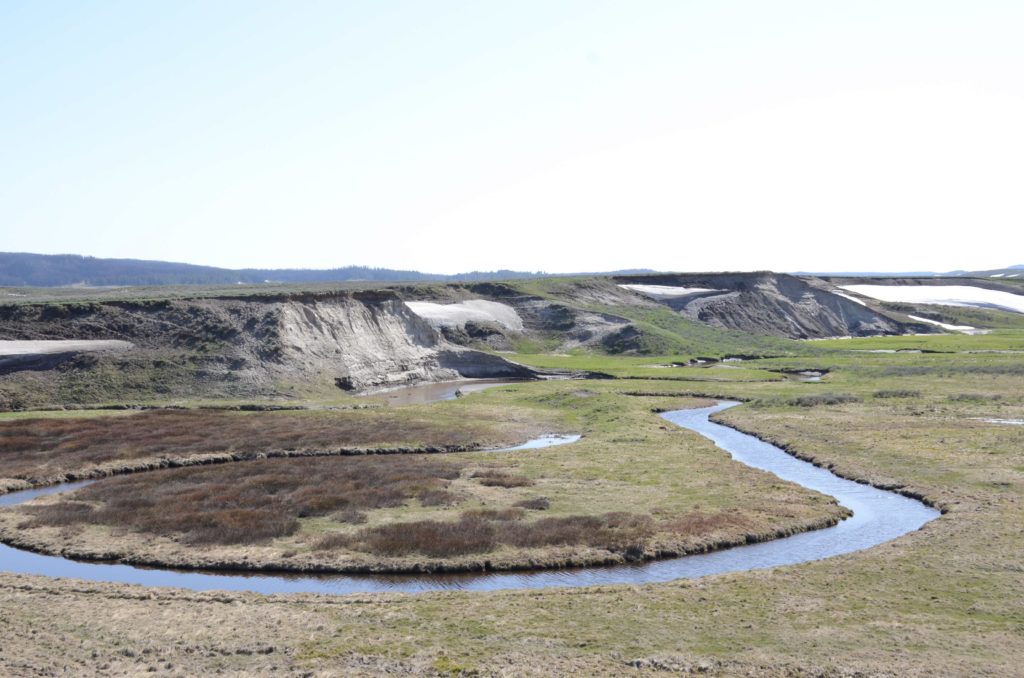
<box><xmin>618</xmin><ymin>284</ymin><xmax>724</xmax><ymax>298</ymax></box>
<box><xmin>0</xmin><ymin>340</ymin><xmax>134</xmax><ymax>357</ymax></box>
<box><xmin>406</xmin><ymin>300</ymin><xmax>524</xmax><ymax>331</ymax></box>
<box><xmin>840</xmin><ymin>285</ymin><xmax>1024</xmax><ymax>315</ymax></box>
<box><xmin>906</xmin><ymin>315</ymin><xmax>976</xmax><ymax>332</ymax></box>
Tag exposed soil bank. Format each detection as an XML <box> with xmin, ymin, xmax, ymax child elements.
<box><xmin>0</xmin><ymin>292</ymin><xmax>539</xmax><ymax>407</ymax></box>
<box><xmin>0</xmin><ymin>403</ymin><xmax>939</xmax><ymax>593</ymax></box>
<box><xmin>614</xmin><ymin>272</ymin><xmax>928</xmax><ymax>338</ymax></box>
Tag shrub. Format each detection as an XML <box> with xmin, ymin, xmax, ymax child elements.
<box><xmin>873</xmin><ymin>389</ymin><xmax>921</xmax><ymax>399</ymax></box>
<box><xmin>417</xmin><ymin>489</ymin><xmax>461</xmax><ymax>507</ymax></box>
<box><xmin>332</xmin><ymin>509</ymin><xmax>368</xmax><ymax>525</ymax></box>
<box><xmin>331</xmin><ymin>511</ymin><xmax>655</xmax><ymax>558</ymax></box>
<box><xmin>462</xmin><ymin>508</ymin><xmax>525</xmax><ymax>521</ymax></box>
<box><xmin>470</xmin><ymin>469</ymin><xmax>534</xmax><ymax>488</ymax></box>
<box><xmin>948</xmin><ymin>393</ymin><xmax>1003</xmax><ymax>402</ymax></box>
<box><xmin>331</xmin><ymin>515</ymin><xmax>498</xmax><ymax>557</ymax></box>
<box><xmin>787</xmin><ymin>393</ymin><xmax>861</xmax><ymax>407</ymax></box>
<box><xmin>514</xmin><ymin>497</ymin><xmax>551</xmax><ymax>511</ymax></box>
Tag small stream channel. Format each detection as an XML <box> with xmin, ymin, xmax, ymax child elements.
<box><xmin>0</xmin><ymin>402</ymin><xmax>939</xmax><ymax>594</ymax></box>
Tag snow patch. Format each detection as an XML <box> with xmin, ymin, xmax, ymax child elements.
<box><xmin>906</xmin><ymin>315</ymin><xmax>976</xmax><ymax>332</ymax></box>
<box><xmin>0</xmin><ymin>340</ymin><xmax>134</xmax><ymax>357</ymax></box>
<box><xmin>618</xmin><ymin>284</ymin><xmax>724</xmax><ymax>298</ymax></box>
<box><xmin>406</xmin><ymin>300</ymin><xmax>524</xmax><ymax>332</ymax></box>
<box><xmin>840</xmin><ymin>285</ymin><xmax>1024</xmax><ymax>315</ymax></box>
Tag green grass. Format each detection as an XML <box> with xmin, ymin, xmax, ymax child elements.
<box><xmin>809</xmin><ymin>329</ymin><xmax>1024</xmax><ymax>352</ymax></box>
<box><xmin>593</xmin><ymin>303</ymin><xmax>803</xmax><ymax>356</ymax></box>
<box><xmin>510</xmin><ymin>352</ymin><xmax>786</xmax><ymax>381</ymax></box>
<box><xmin>878</xmin><ymin>302</ymin><xmax>1024</xmax><ymax>330</ymax></box>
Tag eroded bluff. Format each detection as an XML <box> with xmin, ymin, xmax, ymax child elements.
<box><xmin>0</xmin><ymin>291</ymin><xmax>535</xmax><ymax>407</ymax></box>
<box><xmin>613</xmin><ymin>272</ymin><xmax>927</xmax><ymax>338</ymax></box>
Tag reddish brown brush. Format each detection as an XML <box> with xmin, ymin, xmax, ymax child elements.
<box><xmin>21</xmin><ymin>455</ymin><xmax>463</xmax><ymax>545</ymax></box>
<box><xmin>325</xmin><ymin>511</ymin><xmax>655</xmax><ymax>558</ymax></box>
<box><xmin>0</xmin><ymin>409</ymin><xmax>488</xmax><ymax>482</ymax></box>
<box><xmin>470</xmin><ymin>469</ymin><xmax>534</xmax><ymax>488</ymax></box>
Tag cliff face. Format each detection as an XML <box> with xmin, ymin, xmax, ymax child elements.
<box><xmin>277</xmin><ymin>293</ymin><xmax>457</xmax><ymax>389</ymax></box>
<box><xmin>0</xmin><ymin>291</ymin><xmax>536</xmax><ymax>407</ymax></box>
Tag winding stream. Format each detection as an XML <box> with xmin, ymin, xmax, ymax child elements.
<box><xmin>0</xmin><ymin>402</ymin><xmax>939</xmax><ymax>594</ymax></box>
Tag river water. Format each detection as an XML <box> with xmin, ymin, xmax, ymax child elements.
<box><xmin>0</xmin><ymin>402</ymin><xmax>939</xmax><ymax>594</ymax></box>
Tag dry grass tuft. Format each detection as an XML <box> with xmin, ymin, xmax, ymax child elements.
<box><xmin>873</xmin><ymin>389</ymin><xmax>921</xmax><ymax>399</ymax></box>
<box><xmin>658</xmin><ymin>510</ymin><xmax>753</xmax><ymax>537</ymax></box>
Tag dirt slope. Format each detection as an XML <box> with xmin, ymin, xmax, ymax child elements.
<box><xmin>613</xmin><ymin>272</ymin><xmax>928</xmax><ymax>338</ymax></box>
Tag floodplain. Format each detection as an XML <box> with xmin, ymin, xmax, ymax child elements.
<box><xmin>1</xmin><ymin>304</ymin><xmax>1022</xmax><ymax>675</ymax></box>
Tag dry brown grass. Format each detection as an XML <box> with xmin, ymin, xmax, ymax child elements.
<box><xmin>656</xmin><ymin>509</ymin><xmax>753</xmax><ymax>536</ymax></box>
<box><xmin>0</xmin><ymin>409</ymin><xmax>491</xmax><ymax>482</ymax></box>
<box><xmin>21</xmin><ymin>455</ymin><xmax>463</xmax><ymax>545</ymax></box>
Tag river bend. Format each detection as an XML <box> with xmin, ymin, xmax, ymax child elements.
<box><xmin>0</xmin><ymin>402</ymin><xmax>939</xmax><ymax>594</ymax></box>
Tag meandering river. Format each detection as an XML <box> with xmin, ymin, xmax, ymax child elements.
<box><xmin>0</xmin><ymin>402</ymin><xmax>939</xmax><ymax>594</ymax></box>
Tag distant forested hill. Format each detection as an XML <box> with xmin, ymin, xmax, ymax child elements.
<box><xmin>0</xmin><ymin>252</ymin><xmax>652</xmax><ymax>287</ymax></box>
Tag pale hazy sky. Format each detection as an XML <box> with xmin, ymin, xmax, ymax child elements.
<box><xmin>2</xmin><ymin>1</ymin><xmax>1022</xmax><ymax>273</ymax></box>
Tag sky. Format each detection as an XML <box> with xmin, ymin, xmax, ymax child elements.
<box><xmin>2</xmin><ymin>1</ymin><xmax>1022</xmax><ymax>274</ymax></box>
